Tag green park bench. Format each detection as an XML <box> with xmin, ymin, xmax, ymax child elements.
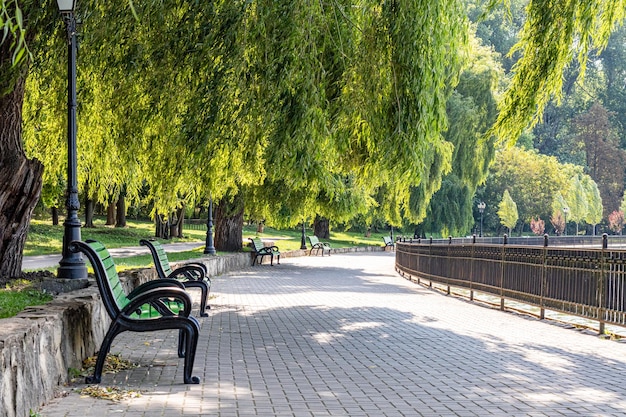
<box><xmin>383</xmin><ymin>236</ymin><xmax>395</xmax><ymax>251</ymax></box>
<box><xmin>308</xmin><ymin>235</ymin><xmax>331</xmax><ymax>256</ymax></box>
<box><xmin>69</xmin><ymin>239</ymin><xmax>200</xmax><ymax>385</ymax></box>
<box><xmin>140</xmin><ymin>239</ymin><xmax>211</xmax><ymax>317</ymax></box>
<box><xmin>249</xmin><ymin>237</ymin><xmax>280</xmax><ymax>266</ymax></box>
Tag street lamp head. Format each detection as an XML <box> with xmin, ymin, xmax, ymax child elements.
<box><xmin>563</xmin><ymin>206</ymin><xmax>570</xmax><ymax>214</ymax></box>
<box><xmin>478</xmin><ymin>201</ymin><xmax>486</xmax><ymax>213</ymax></box>
<box><xmin>56</xmin><ymin>0</ymin><xmax>76</xmax><ymax>13</ymax></box>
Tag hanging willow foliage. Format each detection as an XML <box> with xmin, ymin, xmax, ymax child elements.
<box><xmin>492</xmin><ymin>0</ymin><xmax>626</xmax><ymax>142</ymax></box>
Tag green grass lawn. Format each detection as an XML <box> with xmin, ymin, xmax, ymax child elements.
<box><xmin>0</xmin><ymin>279</ymin><xmax>53</xmax><ymax>319</ymax></box>
<box><xmin>25</xmin><ymin>218</ymin><xmax>389</xmax><ymax>259</ymax></box>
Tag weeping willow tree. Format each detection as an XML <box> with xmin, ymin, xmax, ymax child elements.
<box><xmin>2</xmin><ymin>0</ymin><xmax>626</xmax><ymax>277</ymax></box>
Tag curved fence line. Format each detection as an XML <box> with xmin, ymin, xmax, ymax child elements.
<box><xmin>395</xmin><ymin>234</ymin><xmax>626</xmax><ymax>334</ymax></box>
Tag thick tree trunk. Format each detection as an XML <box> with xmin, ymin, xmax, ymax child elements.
<box><xmin>215</xmin><ymin>193</ymin><xmax>244</xmax><ymax>252</ymax></box>
<box><xmin>51</xmin><ymin>207</ymin><xmax>59</xmax><ymax>226</ymax></box>
<box><xmin>84</xmin><ymin>199</ymin><xmax>95</xmax><ymax>227</ymax></box>
<box><xmin>0</xmin><ymin>69</ymin><xmax>43</xmax><ymax>281</ymax></box>
<box><xmin>176</xmin><ymin>206</ymin><xmax>185</xmax><ymax>238</ymax></box>
<box><xmin>155</xmin><ymin>212</ymin><xmax>169</xmax><ymax>239</ymax></box>
<box><xmin>169</xmin><ymin>212</ymin><xmax>179</xmax><ymax>238</ymax></box>
<box><xmin>84</xmin><ymin>181</ymin><xmax>94</xmax><ymax>227</ymax></box>
<box><xmin>115</xmin><ymin>195</ymin><xmax>126</xmax><ymax>228</ymax></box>
<box><xmin>106</xmin><ymin>201</ymin><xmax>116</xmax><ymax>225</ymax></box>
<box><xmin>314</xmin><ymin>216</ymin><xmax>330</xmax><ymax>239</ymax></box>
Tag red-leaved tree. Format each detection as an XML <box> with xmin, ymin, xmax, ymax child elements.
<box><xmin>530</xmin><ymin>217</ymin><xmax>545</xmax><ymax>235</ymax></box>
<box><xmin>608</xmin><ymin>210</ymin><xmax>625</xmax><ymax>234</ymax></box>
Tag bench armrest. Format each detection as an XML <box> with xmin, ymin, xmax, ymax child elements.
<box><xmin>258</xmin><ymin>246</ymin><xmax>279</xmax><ymax>253</ymax></box>
<box><xmin>168</xmin><ymin>264</ymin><xmax>210</xmax><ymax>283</ymax></box>
<box><xmin>128</xmin><ymin>278</ymin><xmax>185</xmax><ymax>299</ymax></box>
<box><xmin>123</xmin><ymin>286</ymin><xmax>192</xmax><ymax>318</ymax></box>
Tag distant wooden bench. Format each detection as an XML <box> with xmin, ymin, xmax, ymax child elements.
<box><xmin>249</xmin><ymin>237</ymin><xmax>280</xmax><ymax>266</ymax></box>
<box><xmin>383</xmin><ymin>236</ymin><xmax>395</xmax><ymax>251</ymax></box>
<box><xmin>308</xmin><ymin>235</ymin><xmax>331</xmax><ymax>256</ymax></box>
<box><xmin>69</xmin><ymin>239</ymin><xmax>200</xmax><ymax>385</ymax></box>
<box><xmin>140</xmin><ymin>239</ymin><xmax>211</xmax><ymax>317</ymax></box>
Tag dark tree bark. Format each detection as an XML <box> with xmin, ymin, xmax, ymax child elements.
<box><xmin>115</xmin><ymin>195</ymin><xmax>126</xmax><ymax>228</ymax></box>
<box><xmin>84</xmin><ymin>182</ymin><xmax>95</xmax><ymax>227</ymax></box>
<box><xmin>314</xmin><ymin>216</ymin><xmax>330</xmax><ymax>239</ymax></box>
<box><xmin>176</xmin><ymin>205</ymin><xmax>185</xmax><ymax>238</ymax></box>
<box><xmin>215</xmin><ymin>192</ymin><xmax>244</xmax><ymax>252</ymax></box>
<box><xmin>106</xmin><ymin>201</ymin><xmax>116</xmax><ymax>225</ymax></box>
<box><xmin>0</xmin><ymin>67</ymin><xmax>43</xmax><ymax>280</ymax></box>
<box><xmin>84</xmin><ymin>198</ymin><xmax>95</xmax><ymax>227</ymax></box>
<box><xmin>51</xmin><ymin>207</ymin><xmax>59</xmax><ymax>226</ymax></box>
<box><xmin>169</xmin><ymin>212</ymin><xmax>179</xmax><ymax>238</ymax></box>
<box><xmin>155</xmin><ymin>212</ymin><xmax>169</xmax><ymax>239</ymax></box>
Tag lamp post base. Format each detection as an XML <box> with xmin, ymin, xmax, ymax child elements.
<box><xmin>57</xmin><ymin>261</ymin><xmax>88</xmax><ymax>280</ymax></box>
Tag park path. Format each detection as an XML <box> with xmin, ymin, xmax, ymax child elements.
<box><xmin>38</xmin><ymin>251</ymin><xmax>626</xmax><ymax>416</ymax></box>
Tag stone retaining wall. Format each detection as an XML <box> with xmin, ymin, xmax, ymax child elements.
<box><xmin>0</xmin><ymin>246</ymin><xmax>384</xmax><ymax>417</ymax></box>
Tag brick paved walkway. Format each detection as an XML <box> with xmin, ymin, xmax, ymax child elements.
<box><xmin>38</xmin><ymin>252</ymin><xmax>626</xmax><ymax>416</ymax></box>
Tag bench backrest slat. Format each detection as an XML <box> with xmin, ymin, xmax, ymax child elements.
<box><xmin>72</xmin><ymin>240</ymin><xmax>130</xmax><ymax>318</ymax></box>
<box><xmin>155</xmin><ymin>243</ymin><xmax>174</xmax><ymax>276</ymax></box>
<box><xmin>309</xmin><ymin>235</ymin><xmax>320</xmax><ymax>246</ymax></box>
<box><xmin>251</xmin><ymin>237</ymin><xmax>264</xmax><ymax>251</ymax></box>
<box><xmin>139</xmin><ymin>239</ymin><xmax>174</xmax><ymax>278</ymax></box>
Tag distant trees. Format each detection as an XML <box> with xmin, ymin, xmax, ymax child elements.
<box><xmin>530</xmin><ymin>217</ymin><xmax>545</xmax><ymax>236</ymax></box>
<box><xmin>497</xmin><ymin>190</ymin><xmax>518</xmax><ymax>235</ymax></box>
<box><xmin>608</xmin><ymin>211</ymin><xmax>625</xmax><ymax>234</ymax></box>
<box><xmin>574</xmin><ymin>103</ymin><xmax>626</xmax><ymax>217</ymax></box>
<box><xmin>483</xmin><ymin>146</ymin><xmax>602</xmax><ymax>234</ymax></box>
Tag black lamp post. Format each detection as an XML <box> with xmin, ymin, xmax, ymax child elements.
<box><xmin>57</xmin><ymin>0</ymin><xmax>87</xmax><ymax>279</ymax></box>
<box><xmin>563</xmin><ymin>206</ymin><xmax>569</xmax><ymax>236</ymax></box>
<box><xmin>300</xmin><ymin>219</ymin><xmax>307</xmax><ymax>250</ymax></box>
<box><xmin>204</xmin><ymin>196</ymin><xmax>216</xmax><ymax>255</ymax></box>
<box><xmin>477</xmin><ymin>201</ymin><xmax>486</xmax><ymax>237</ymax></box>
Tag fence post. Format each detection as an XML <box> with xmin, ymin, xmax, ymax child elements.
<box><xmin>446</xmin><ymin>237</ymin><xmax>452</xmax><ymax>294</ymax></box>
<box><xmin>598</xmin><ymin>234</ymin><xmax>608</xmax><ymax>335</ymax></box>
<box><xmin>500</xmin><ymin>234</ymin><xmax>507</xmax><ymax>311</ymax></box>
<box><xmin>540</xmin><ymin>234</ymin><xmax>549</xmax><ymax>320</ymax></box>
<box><xmin>470</xmin><ymin>234</ymin><xmax>476</xmax><ymax>301</ymax></box>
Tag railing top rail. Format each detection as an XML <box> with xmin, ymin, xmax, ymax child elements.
<box><xmin>395</xmin><ymin>234</ymin><xmax>626</xmax><ymax>249</ymax></box>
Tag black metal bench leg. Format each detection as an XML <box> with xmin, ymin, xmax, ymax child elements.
<box><xmin>183</xmin><ymin>281</ymin><xmax>209</xmax><ymax>317</ymax></box>
<box><xmin>182</xmin><ymin>319</ymin><xmax>200</xmax><ymax>384</ymax></box>
<box><xmin>86</xmin><ymin>324</ymin><xmax>121</xmax><ymax>384</ymax></box>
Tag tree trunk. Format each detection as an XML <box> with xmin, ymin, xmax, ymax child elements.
<box><xmin>51</xmin><ymin>207</ymin><xmax>59</xmax><ymax>226</ymax></box>
<box><xmin>84</xmin><ymin>198</ymin><xmax>94</xmax><ymax>227</ymax></box>
<box><xmin>176</xmin><ymin>205</ymin><xmax>185</xmax><ymax>238</ymax></box>
<box><xmin>0</xmin><ymin>68</ymin><xmax>44</xmax><ymax>281</ymax></box>
<box><xmin>155</xmin><ymin>212</ymin><xmax>169</xmax><ymax>239</ymax></box>
<box><xmin>314</xmin><ymin>216</ymin><xmax>330</xmax><ymax>239</ymax></box>
<box><xmin>84</xmin><ymin>180</ymin><xmax>94</xmax><ymax>227</ymax></box>
<box><xmin>215</xmin><ymin>192</ymin><xmax>244</xmax><ymax>252</ymax></box>
<box><xmin>169</xmin><ymin>212</ymin><xmax>179</xmax><ymax>238</ymax></box>
<box><xmin>106</xmin><ymin>201</ymin><xmax>116</xmax><ymax>225</ymax></box>
<box><xmin>115</xmin><ymin>195</ymin><xmax>126</xmax><ymax>228</ymax></box>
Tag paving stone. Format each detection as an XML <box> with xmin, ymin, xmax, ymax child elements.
<box><xmin>36</xmin><ymin>252</ymin><xmax>626</xmax><ymax>416</ymax></box>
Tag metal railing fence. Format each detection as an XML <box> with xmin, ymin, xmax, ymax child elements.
<box><xmin>395</xmin><ymin>234</ymin><xmax>626</xmax><ymax>334</ymax></box>
<box><xmin>183</xmin><ymin>219</ymin><xmax>207</xmax><ymax>231</ymax></box>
